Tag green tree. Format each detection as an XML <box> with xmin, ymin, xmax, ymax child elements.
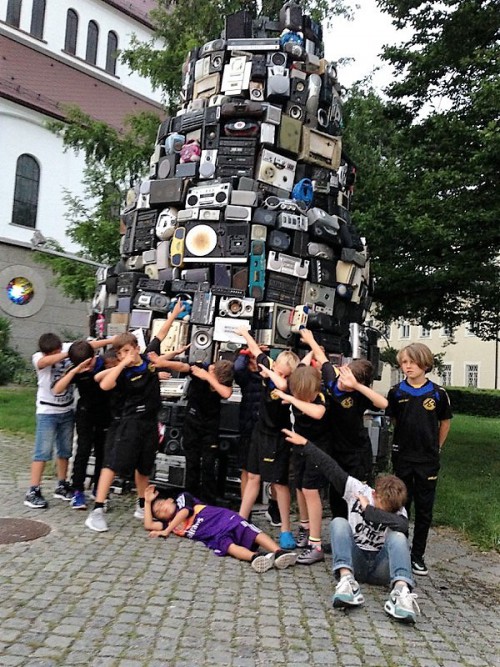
<box><xmin>363</xmin><ymin>0</ymin><xmax>500</xmax><ymax>340</ymax></box>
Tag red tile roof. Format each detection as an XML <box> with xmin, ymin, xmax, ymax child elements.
<box><xmin>101</xmin><ymin>0</ymin><xmax>159</xmax><ymax>29</ymax></box>
<box><xmin>0</xmin><ymin>34</ymin><xmax>163</xmax><ymax>132</ymax></box>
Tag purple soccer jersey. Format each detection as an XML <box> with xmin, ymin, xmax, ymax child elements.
<box><xmin>170</xmin><ymin>492</ymin><xmax>261</xmax><ymax>556</ymax></box>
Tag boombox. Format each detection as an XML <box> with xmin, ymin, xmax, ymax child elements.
<box><xmin>309</xmin><ymin>257</ymin><xmax>337</xmax><ymax>287</ymax></box>
<box><xmin>248</xmin><ymin>239</ymin><xmax>266</xmax><ymax>300</ymax></box>
<box><xmin>133</xmin><ymin>291</ymin><xmax>170</xmax><ymax>313</ymax></box>
<box><xmin>268</xmin><ymin>229</ymin><xmax>291</xmax><ymax>252</ymax></box>
<box><xmin>152</xmin><ymin>319</ymin><xmax>190</xmax><ymax>354</ymax></box>
<box><xmin>183</xmin><ymin>221</ymin><xmax>249</xmax><ymax>264</ymax></box>
<box><xmin>153</xmin><ymin>453</ymin><xmax>186</xmax><ymax>489</ymax></box>
<box><xmin>186</xmin><ymin>181</ymin><xmax>231</xmax><ymax>208</ymax></box>
<box><xmin>256</xmin><ymin>149</ymin><xmax>297</xmax><ymax>192</ymax></box>
<box><xmin>117</xmin><ymin>271</ymin><xmax>145</xmax><ymax>298</ymax></box>
<box><xmin>191</xmin><ymin>290</ymin><xmax>216</xmax><ymax>325</ymax></box>
<box><xmin>122</xmin><ymin>209</ymin><xmax>157</xmax><ymax>256</ymax></box>
<box><xmin>275</xmin><ymin>211</ymin><xmax>308</xmax><ymax>232</ymax></box>
<box><xmin>267</xmin><ymin>251</ymin><xmax>309</xmax><ymax>279</ymax></box>
<box><xmin>160</xmin><ymin>378</ymin><xmax>188</xmax><ymax>399</ymax></box>
<box><xmin>291</xmin><ymin>304</ymin><xmax>309</xmax><ymax>333</ymax></box>
<box><xmin>213</xmin><ymin>317</ymin><xmax>251</xmax><ymax>343</ymax></box>
<box><xmin>149</xmin><ymin>178</ymin><xmax>186</xmax><ymax>207</ymax></box>
<box><xmin>137</xmin><ymin>277</ymin><xmax>168</xmax><ymax>293</ymax></box>
<box><xmin>265</xmin><ymin>272</ymin><xmax>303</xmax><ymax>306</ymax></box>
<box><xmin>299</xmin><ymin>127</ymin><xmax>342</xmax><ymax>170</ymax></box>
<box><xmin>189</xmin><ymin>324</ymin><xmax>214</xmax><ymax>364</ymax></box>
<box><xmin>255</xmin><ymin>302</ymin><xmax>294</xmax><ymax>348</ymax></box>
<box><xmin>302</xmin><ymin>280</ymin><xmax>335</xmax><ymax>315</ymax></box>
<box><xmin>221</xmin><ymin>55</ymin><xmax>252</xmax><ymax>95</ymax></box>
<box><xmin>219</xmin><ymin>296</ymin><xmax>255</xmax><ymax>319</ymax></box>
<box><xmin>177</xmin><ymin>207</ymin><xmax>221</xmax><ymax>223</ymax></box>
<box><xmin>307</xmin><ymin>207</ymin><xmax>340</xmax><ymax>243</ymax></box>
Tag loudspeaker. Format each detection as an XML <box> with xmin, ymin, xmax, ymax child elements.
<box><xmin>189</xmin><ymin>325</ymin><xmax>214</xmax><ymax>364</ymax></box>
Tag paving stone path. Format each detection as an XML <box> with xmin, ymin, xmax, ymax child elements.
<box><xmin>0</xmin><ymin>431</ymin><xmax>499</xmax><ymax>667</ymax></box>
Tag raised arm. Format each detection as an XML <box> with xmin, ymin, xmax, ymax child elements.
<box><xmin>154</xmin><ymin>299</ymin><xmax>185</xmax><ymax>343</ymax></box>
<box><xmin>36</xmin><ymin>349</ymin><xmax>68</xmax><ymax>370</ymax></box>
<box><xmin>190</xmin><ymin>365</ymin><xmax>233</xmax><ymax>399</ymax></box>
<box><xmin>258</xmin><ymin>363</ymin><xmax>288</xmax><ymax>391</ymax></box>
<box><xmin>52</xmin><ymin>358</ymin><xmax>93</xmax><ymax>395</ymax></box>
<box><xmin>299</xmin><ymin>329</ymin><xmax>328</xmax><ymax>365</ymax></box>
<box><xmin>234</xmin><ymin>327</ymin><xmax>261</xmax><ymax>359</ymax></box>
<box><xmin>337</xmin><ymin>366</ymin><xmax>388</xmax><ymax>410</ymax></box>
<box><xmin>274</xmin><ymin>389</ymin><xmax>326</xmax><ymax>420</ymax></box>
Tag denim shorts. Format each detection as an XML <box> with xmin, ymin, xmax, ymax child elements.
<box><xmin>33</xmin><ymin>411</ymin><xmax>75</xmax><ymax>462</ymax></box>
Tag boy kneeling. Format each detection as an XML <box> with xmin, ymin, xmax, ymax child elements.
<box><xmin>283</xmin><ymin>430</ymin><xmax>420</xmax><ymax>624</ymax></box>
<box><xmin>143</xmin><ymin>485</ymin><xmax>297</xmax><ymax>573</ymax></box>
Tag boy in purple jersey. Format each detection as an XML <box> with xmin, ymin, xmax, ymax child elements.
<box><xmin>143</xmin><ymin>485</ymin><xmax>298</xmax><ymax>573</ymax></box>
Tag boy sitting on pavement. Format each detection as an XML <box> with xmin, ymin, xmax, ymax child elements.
<box><xmin>283</xmin><ymin>429</ymin><xmax>420</xmax><ymax>624</ymax></box>
<box><xmin>143</xmin><ymin>485</ymin><xmax>297</xmax><ymax>573</ymax></box>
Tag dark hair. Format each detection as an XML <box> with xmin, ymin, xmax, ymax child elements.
<box><xmin>348</xmin><ymin>359</ymin><xmax>374</xmax><ymax>386</ymax></box>
<box><xmin>214</xmin><ymin>359</ymin><xmax>234</xmax><ymax>386</ymax></box>
<box><xmin>38</xmin><ymin>333</ymin><xmax>62</xmax><ymax>354</ymax></box>
<box><xmin>68</xmin><ymin>340</ymin><xmax>94</xmax><ymax>366</ymax></box>
<box><xmin>103</xmin><ymin>349</ymin><xmax>117</xmax><ymax>361</ymax></box>
<box><xmin>288</xmin><ymin>365</ymin><xmax>321</xmax><ymax>401</ymax></box>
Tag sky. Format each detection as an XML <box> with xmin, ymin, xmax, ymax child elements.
<box><xmin>323</xmin><ymin>0</ymin><xmax>409</xmax><ymax>91</ymax></box>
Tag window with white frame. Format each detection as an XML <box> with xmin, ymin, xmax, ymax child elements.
<box><xmin>441</xmin><ymin>326</ymin><xmax>453</xmax><ymax>337</ymax></box>
<box><xmin>465</xmin><ymin>364</ymin><xmax>479</xmax><ymax>388</ymax></box>
<box><xmin>420</xmin><ymin>326</ymin><xmax>431</xmax><ymax>338</ymax></box>
<box><xmin>399</xmin><ymin>322</ymin><xmax>410</xmax><ymax>339</ymax></box>
<box><xmin>441</xmin><ymin>364</ymin><xmax>452</xmax><ymax>386</ymax></box>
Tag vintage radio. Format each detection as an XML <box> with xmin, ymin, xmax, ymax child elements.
<box><xmin>301</xmin><ymin>280</ymin><xmax>335</xmax><ymax>315</ymax></box>
<box><xmin>299</xmin><ymin>127</ymin><xmax>342</xmax><ymax>170</ymax></box>
<box><xmin>256</xmin><ymin>149</ymin><xmax>297</xmax><ymax>192</ymax></box>
<box><xmin>267</xmin><ymin>251</ymin><xmax>309</xmax><ymax>279</ymax></box>
<box><xmin>182</xmin><ymin>221</ymin><xmax>249</xmax><ymax>264</ymax></box>
<box><xmin>254</xmin><ymin>302</ymin><xmax>294</xmax><ymax>348</ymax></box>
<box><xmin>151</xmin><ymin>319</ymin><xmax>190</xmax><ymax>355</ymax></box>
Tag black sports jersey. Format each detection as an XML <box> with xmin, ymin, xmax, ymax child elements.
<box><xmin>387</xmin><ymin>379</ymin><xmax>452</xmax><ymax>463</ymax></box>
<box><xmin>184</xmin><ymin>362</ymin><xmax>224</xmax><ymax>436</ymax></box>
<box><xmin>255</xmin><ymin>353</ymin><xmax>292</xmax><ymax>432</ymax></box>
<box><xmin>322</xmin><ymin>362</ymin><xmax>373</xmax><ymax>469</ymax></box>
<box><xmin>114</xmin><ymin>337</ymin><xmax>161</xmax><ymax>418</ymax></box>
<box><xmin>292</xmin><ymin>392</ymin><xmax>330</xmax><ymax>447</ymax></box>
<box><xmin>68</xmin><ymin>356</ymin><xmax>109</xmax><ymax>417</ymax></box>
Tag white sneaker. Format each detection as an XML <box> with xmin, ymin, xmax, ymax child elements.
<box><xmin>332</xmin><ymin>574</ymin><xmax>365</xmax><ymax>608</ymax></box>
<box><xmin>251</xmin><ymin>552</ymin><xmax>275</xmax><ymax>573</ymax></box>
<box><xmin>134</xmin><ymin>500</ymin><xmax>145</xmax><ymax>520</ymax></box>
<box><xmin>85</xmin><ymin>508</ymin><xmax>109</xmax><ymax>532</ymax></box>
<box><xmin>385</xmin><ymin>585</ymin><xmax>420</xmax><ymax>624</ymax></box>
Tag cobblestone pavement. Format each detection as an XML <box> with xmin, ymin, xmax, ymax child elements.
<box><xmin>0</xmin><ymin>431</ymin><xmax>499</xmax><ymax>667</ymax></box>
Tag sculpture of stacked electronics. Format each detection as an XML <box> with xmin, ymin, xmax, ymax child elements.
<box><xmin>93</xmin><ymin>2</ymin><xmax>373</xmax><ymax>495</ymax></box>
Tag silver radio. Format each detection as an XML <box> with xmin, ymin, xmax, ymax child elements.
<box><xmin>301</xmin><ymin>281</ymin><xmax>335</xmax><ymax>316</ymax></box>
<box><xmin>256</xmin><ymin>149</ymin><xmax>297</xmax><ymax>192</ymax></box>
<box><xmin>219</xmin><ymin>296</ymin><xmax>255</xmax><ymax>319</ymax></box>
<box><xmin>155</xmin><ymin>208</ymin><xmax>178</xmax><ymax>240</ymax></box>
<box><xmin>267</xmin><ymin>251</ymin><xmax>309</xmax><ymax>279</ymax></box>
<box><xmin>186</xmin><ymin>182</ymin><xmax>232</xmax><ymax>209</ymax></box>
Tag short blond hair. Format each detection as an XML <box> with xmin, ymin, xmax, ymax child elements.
<box><xmin>113</xmin><ymin>332</ymin><xmax>138</xmax><ymax>352</ymax></box>
<box><xmin>288</xmin><ymin>365</ymin><xmax>321</xmax><ymax>401</ymax></box>
<box><xmin>275</xmin><ymin>349</ymin><xmax>300</xmax><ymax>374</ymax></box>
<box><xmin>397</xmin><ymin>343</ymin><xmax>434</xmax><ymax>373</ymax></box>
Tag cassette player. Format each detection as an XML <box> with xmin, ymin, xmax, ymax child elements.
<box><xmin>186</xmin><ymin>181</ymin><xmax>231</xmax><ymax>208</ymax></box>
<box><xmin>182</xmin><ymin>221</ymin><xmax>249</xmax><ymax>264</ymax></box>
<box><xmin>302</xmin><ymin>280</ymin><xmax>335</xmax><ymax>315</ymax></box>
<box><xmin>256</xmin><ymin>149</ymin><xmax>297</xmax><ymax>193</ymax></box>
<box><xmin>265</xmin><ymin>273</ymin><xmax>303</xmax><ymax>307</ymax></box>
<box><xmin>219</xmin><ymin>296</ymin><xmax>255</xmax><ymax>319</ymax></box>
<box><xmin>267</xmin><ymin>251</ymin><xmax>309</xmax><ymax>279</ymax></box>
<box><xmin>254</xmin><ymin>302</ymin><xmax>294</xmax><ymax>348</ymax></box>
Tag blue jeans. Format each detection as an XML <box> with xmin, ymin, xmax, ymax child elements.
<box><xmin>33</xmin><ymin>411</ymin><xmax>75</xmax><ymax>462</ymax></box>
<box><xmin>330</xmin><ymin>517</ymin><xmax>414</xmax><ymax>589</ymax></box>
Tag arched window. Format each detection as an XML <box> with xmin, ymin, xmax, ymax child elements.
<box><xmin>6</xmin><ymin>0</ymin><xmax>22</xmax><ymax>28</ymax></box>
<box><xmin>30</xmin><ymin>0</ymin><xmax>46</xmax><ymax>39</ymax></box>
<box><xmin>64</xmin><ymin>9</ymin><xmax>78</xmax><ymax>54</ymax></box>
<box><xmin>12</xmin><ymin>155</ymin><xmax>40</xmax><ymax>229</ymax></box>
<box><xmin>105</xmin><ymin>31</ymin><xmax>118</xmax><ymax>75</ymax></box>
<box><xmin>86</xmin><ymin>20</ymin><xmax>99</xmax><ymax>65</ymax></box>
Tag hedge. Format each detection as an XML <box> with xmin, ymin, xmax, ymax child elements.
<box><xmin>445</xmin><ymin>387</ymin><xmax>500</xmax><ymax>417</ymax></box>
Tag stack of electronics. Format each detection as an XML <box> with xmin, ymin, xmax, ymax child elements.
<box><xmin>91</xmin><ymin>1</ymin><xmax>375</xmax><ymax>497</ymax></box>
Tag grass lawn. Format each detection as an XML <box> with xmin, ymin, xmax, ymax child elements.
<box><xmin>0</xmin><ymin>386</ymin><xmax>498</xmax><ymax>550</ymax></box>
<box><xmin>0</xmin><ymin>386</ymin><xmax>36</xmax><ymax>436</ymax></box>
<box><xmin>434</xmin><ymin>413</ymin><xmax>499</xmax><ymax>551</ymax></box>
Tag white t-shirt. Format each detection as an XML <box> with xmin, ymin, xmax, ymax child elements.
<box><xmin>344</xmin><ymin>476</ymin><xmax>407</xmax><ymax>552</ymax></box>
<box><xmin>32</xmin><ymin>342</ymin><xmax>75</xmax><ymax>415</ymax></box>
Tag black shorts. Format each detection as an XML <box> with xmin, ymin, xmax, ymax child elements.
<box><xmin>104</xmin><ymin>415</ymin><xmax>158</xmax><ymax>477</ymax></box>
<box><xmin>182</xmin><ymin>417</ymin><xmax>217</xmax><ymax>451</ymax></box>
<box><xmin>237</xmin><ymin>434</ymin><xmax>252</xmax><ymax>471</ymax></box>
<box><xmin>293</xmin><ymin>443</ymin><xmax>329</xmax><ymax>490</ymax></box>
<box><xmin>246</xmin><ymin>427</ymin><xmax>290</xmax><ymax>484</ymax></box>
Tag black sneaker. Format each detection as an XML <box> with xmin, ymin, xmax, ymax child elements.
<box><xmin>24</xmin><ymin>487</ymin><xmax>48</xmax><ymax>509</ymax></box>
<box><xmin>53</xmin><ymin>481</ymin><xmax>72</xmax><ymax>501</ymax></box>
<box><xmin>411</xmin><ymin>556</ymin><xmax>428</xmax><ymax>576</ymax></box>
<box><xmin>264</xmin><ymin>500</ymin><xmax>282</xmax><ymax>527</ymax></box>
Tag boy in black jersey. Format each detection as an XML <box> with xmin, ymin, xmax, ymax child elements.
<box><xmin>387</xmin><ymin>343</ymin><xmax>452</xmax><ymax>576</ymax></box>
<box><xmin>85</xmin><ymin>301</ymin><xmax>184</xmax><ymax>532</ymax></box>
<box><xmin>154</xmin><ymin>357</ymin><xmax>234</xmax><ymax>504</ymax></box>
<box><xmin>52</xmin><ymin>340</ymin><xmax>118</xmax><ymax>510</ymax></box>
<box><xmin>299</xmin><ymin>329</ymin><xmax>388</xmax><ymax>519</ymax></box>
<box><xmin>274</xmin><ymin>361</ymin><xmax>330</xmax><ymax>564</ymax></box>
<box><xmin>236</xmin><ymin>327</ymin><xmax>300</xmax><ymax>550</ymax></box>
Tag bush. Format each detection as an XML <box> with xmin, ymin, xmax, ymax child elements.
<box><xmin>0</xmin><ymin>317</ymin><xmax>33</xmax><ymax>386</ymax></box>
<box><xmin>446</xmin><ymin>386</ymin><xmax>500</xmax><ymax>417</ymax></box>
